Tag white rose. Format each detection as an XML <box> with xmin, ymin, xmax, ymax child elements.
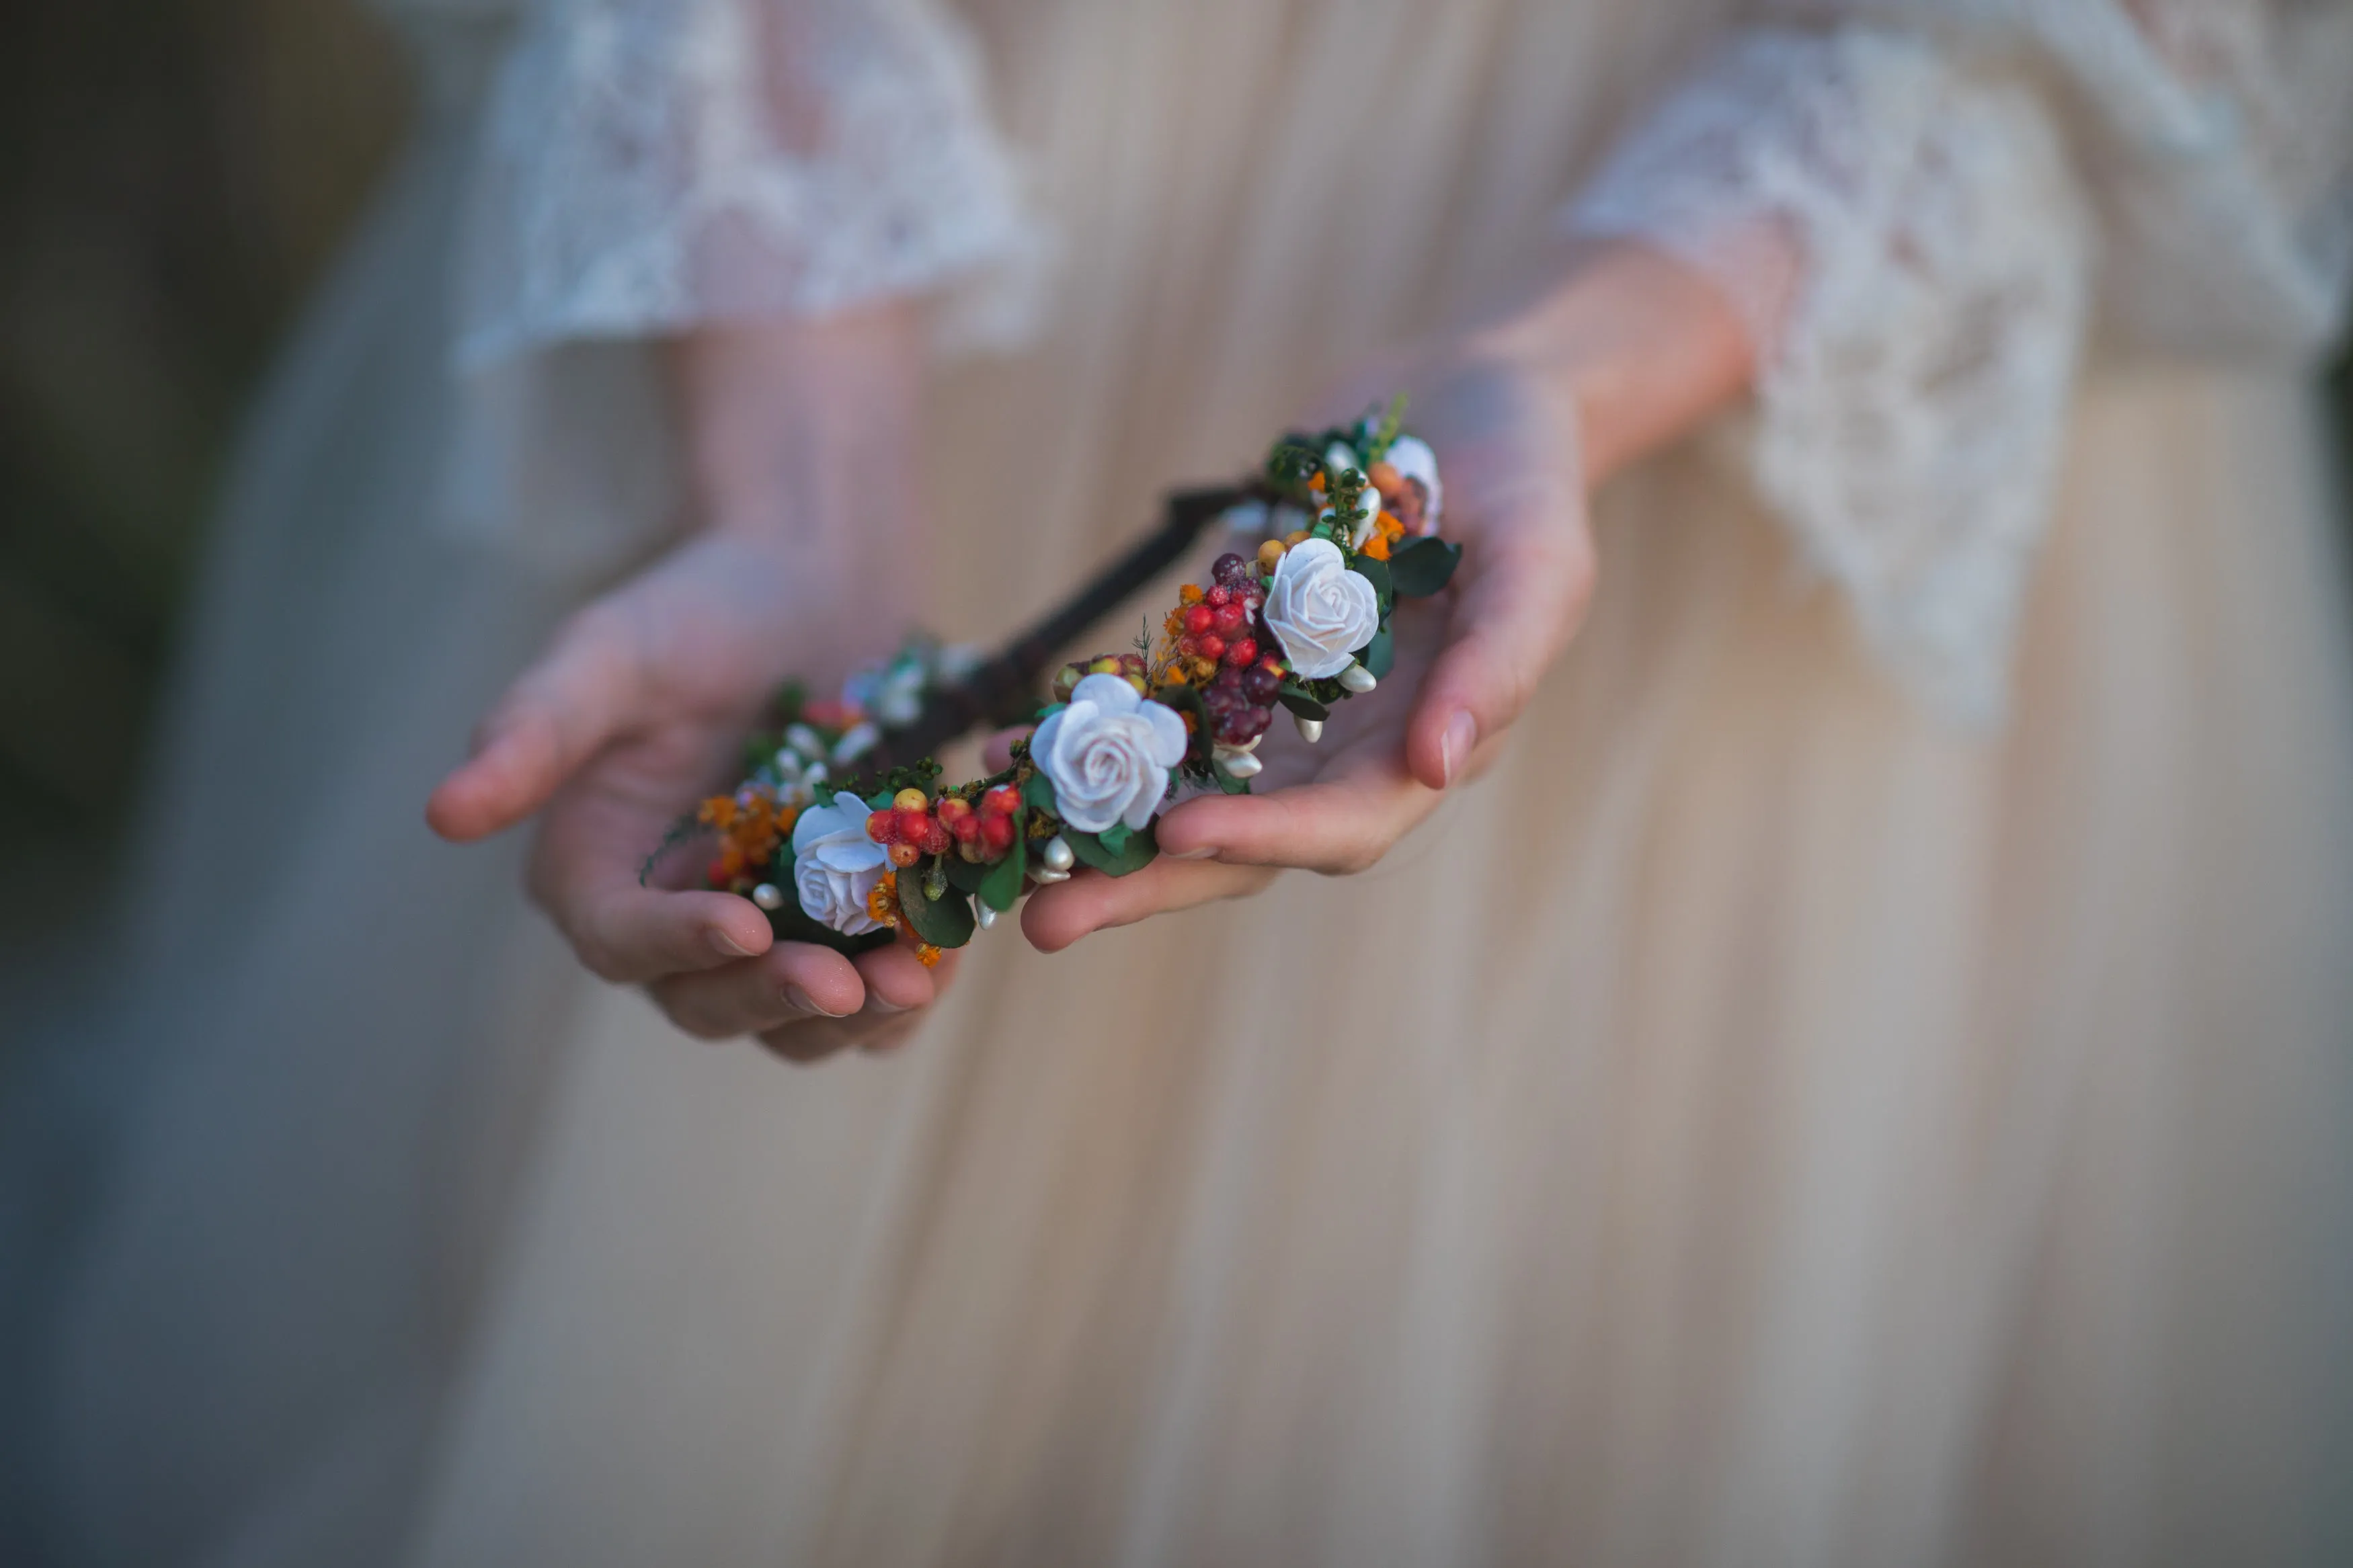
<box><xmin>791</xmin><ymin>790</ymin><xmax>891</xmax><ymax>934</ymax></box>
<box><xmin>1031</xmin><ymin>673</ymin><xmax>1189</xmax><ymax>834</ymax></box>
<box><xmin>1264</xmin><ymin>537</ymin><xmax>1380</xmax><ymax>679</ymax></box>
<box><xmin>1384</xmin><ymin>434</ymin><xmax>1443</xmax><ymax>534</ymax></box>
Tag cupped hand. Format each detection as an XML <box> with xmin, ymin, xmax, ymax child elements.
<box><xmin>1019</xmin><ymin>345</ymin><xmax>1597</xmax><ymax>952</ymax></box>
<box><xmin>425</xmin><ymin>530</ymin><xmax>953</xmax><ymax>1062</ymax></box>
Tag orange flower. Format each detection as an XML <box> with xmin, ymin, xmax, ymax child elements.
<box><xmin>698</xmin><ymin>797</ymin><xmax>738</xmax><ymax>830</ymax></box>
<box><xmin>867</xmin><ymin>869</ymin><xmax>902</xmax><ymax>929</ymax></box>
<box><xmin>915</xmin><ymin>944</ymin><xmax>943</xmax><ymax>968</ymax></box>
<box><xmin>1179</xmin><ymin>583</ymin><xmax>1205</xmax><ymax>606</ymax></box>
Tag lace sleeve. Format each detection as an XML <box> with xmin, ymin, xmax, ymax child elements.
<box><xmin>454</xmin><ymin>0</ymin><xmax>1041</xmax><ymax>368</ymax></box>
<box><xmin>1569</xmin><ymin>26</ymin><xmax>2095</xmax><ymax>721</ymax></box>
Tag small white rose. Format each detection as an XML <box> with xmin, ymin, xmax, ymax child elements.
<box><xmin>1384</xmin><ymin>434</ymin><xmax>1443</xmax><ymax>534</ymax></box>
<box><xmin>1031</xmin><ymin>673</ymin><xmax>1190</xmax><ymax>834</ymax></box>
<box><xmin>1264</xmin><ymin>538</ymin><xmax>1380</xmax><ymax>679</ymax></box>
<box><xmin>791</xmin><ymin>790</ymin><xmax>891</xmax><ymax>934</ymax></box>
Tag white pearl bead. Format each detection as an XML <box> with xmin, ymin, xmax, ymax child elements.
<box><xmin>1339</xmin><ymin>663</ymin><xmax>1378</xmax><ymax>693</ymax></box>
<box><xmin>1219</xmin><ymin>749</ymin><xmax>1264</xmax><ymax>779</ymax></box>
<box><xmin>750</xmin><ymin>883</ymin><xmax>784</xmax><ymax>910</ymax></box>
<box><xmin>1293</xmin><ymin>714</ymin><xmax>1324</xmax><ymax>744</ymax></box>
<box><xmin>1031</xmin><ymin>866</ymin><xmax>1071</xmax><ymax>884</ymax></box>
<box><xmin>976</xmin><ymin>902</ymin><xmax>998</xmax><ymax>930</ymax></box>
<box><xmin>1043</xmin><ymin>835</ymin><xmax>1076</xmax><ymax>873</ymax></box>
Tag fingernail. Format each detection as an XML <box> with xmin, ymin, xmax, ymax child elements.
<box><xmin>867</xmin><ymin>995</ymin><xmax>911</xmax><ymax>1015</ymax></box>
<box><xmin>1168</xmin><ymin>845</ymin><xmax>1219</xmax><ymax>861</ymax></box>
<box><xmin>786</xmin><ymin>985</ymin><xmax>848</xmax><ymax>1018</ymax></box>
<box><xmin>1441</xmin><ymin>710</ymin><xmax>1478</xmax><ymax>786</ymax></box>
<box><xmin>709</xmin><ymin>928</ymin><xmax>756</xmax><ymax>958</ymax></box>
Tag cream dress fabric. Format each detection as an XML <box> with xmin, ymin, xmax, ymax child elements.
<box><xmin>13</xmin><ymin>1</ymin><xmax>2353</xmax><ymax>1565</ymax></box>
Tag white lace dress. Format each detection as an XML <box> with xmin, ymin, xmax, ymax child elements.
<box><xmin>18</xmin><ymin>1</ymin><xmax>2353</xmax><ymax>1564</ymax></box>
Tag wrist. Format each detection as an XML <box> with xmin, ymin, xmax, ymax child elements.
<box><xmin>1466</xmin><ymin>238</ymin><xmax>1758</xmax><ymax>486</ymax></box>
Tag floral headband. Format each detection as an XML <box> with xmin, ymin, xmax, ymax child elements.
<box><xmin>668</xmin><ymin>401</ymin><xmax>1458</xmax><ymax>961</ymax></box>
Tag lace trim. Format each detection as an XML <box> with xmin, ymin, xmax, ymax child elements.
<box><xmin>1571</xmin><ymin>26</ymin><xmax>2094</xmax><ymax>722</ymax></box>
<box><xmin>455</xmin><ymin>0</ymin><xmax>1043</xmax><ymax>368</ymax></box>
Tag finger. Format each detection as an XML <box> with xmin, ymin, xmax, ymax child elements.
<box><xmin>852</xmin><ymin>940</ymin><xmax>955</xmax><ymax>1014</ymax></box>
<box><xmin>526</xmin><ymin>792</ymin><xmax>776</xmax><ymax>983</ymax></box>
<box><xmin>1404</xmin><ymin>522</ymin><xmax>1591</xmax><ymax>791</ymax></box>
<box><xmin>756</xmin><ymin>1010</ymin><xmax>924</xmax><ymax>1064</ymax></box>
<box><xmin>980</xmin><ymin>727</ymin><xmax>1031</xmax><ymax>772</ymax></box>
<box><xmin>1021</xmin><ymin>858</ymin><xmax>1277</xmax><ymax>953</ymax></box>
<box><xmin>648</xmin><ymin>942</ymin><xmax>867</xmax><ymax>1040</ymax></box>
<box><xmin>427</xmin><ymin>602</ymin><xmax>647</xmax><ymax>842</ymax></box>
<box><xmin>1150</xmin><ymin>759</ymin><xmax>1438</xmax><ymax>876</ymax></box>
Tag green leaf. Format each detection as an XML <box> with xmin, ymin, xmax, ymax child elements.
<box><xmin>864</xmin><ymin>788</ymin><xmax>896</xmax><ymax>812</ymax></box>
<box><xmin>1211</xmin><ymin>764</ymin><xmax>1253</xmax><ymax>794</ymax></box>
<box><xmin>978</xmin><ymin>832</ymin><xmax>1028</xmax><ymax>912</ymax></box>
<box><xmin>944</xmin><ymin>854</ymin><xmax>991</xmax><ymax>894</ymax></box>
<box><xmin>1349</xmin><ymin>553</ymin><xmax>1392</xmax><ymax>606</ymax></box>
<box><xmin>1388</xmin><ymin>536</ymin><xmax>1462</xmax><ymax>597</ymax></box>
<box><xmin>1021</xmin><ymin>770</ymin><xmax>1059</xmax><ymax>815</ymax></box>
<box><xmin>1362</xmin><ymin>624</ymin><xmax>1395</xmax><ymax>680</ymax></box>
<box><xmin>1066</xmin><ymin>820</ymin><xmax>1159</xmax><ymax>876</ymax></box>
<box><xmin>1277</xmin><ymin>684</ymin><xmax>1330</xmax><ymax>721</ymax></box>
<box><xmin>895</xmin><ymin>864</ymin><xmax>976</xmax><ymax>948</ymax></box>
<box><xmin>1098</xmin><ymin>821</ymin><xmax>1131</xmax><ymax>856</ymax></box>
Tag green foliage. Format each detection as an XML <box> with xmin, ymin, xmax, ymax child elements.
<box><xmin>1021</xmin><ymin>770</ymin><xmax>1059</xmax><ymax>816</ymax></box>
<box><xmin>978</xmin><ymin>831</ymin><xmax>1028</xmax><ymax>911</ymax></box>
<box><xmin>1211</xmin><ymin>763</ymin><xmax>1254</xmax><ymax>794</ymax></box>
<box><xmin>897</xmin><ymin>865</ymin><xmax>976</xmax><ymax>948</ymax></box>
<box><xmin>1277</xmin><ymin>681</ymin><xmax>1331</xmax><ymax>720</ymax></box>
<box><xmin>1362</xmin><ymin>624</ymin><xmax>1395</xmax><ymax>679</ymax></box>
<box><xmin>1066</xmin><ymin>819</ymin><xmax>1159</xmax><ymax>876</ymax></box>
<box><xmin>1387</xmin><ymin>536</ymin><xmax>1461</xmax><ymax>597</ymax></box>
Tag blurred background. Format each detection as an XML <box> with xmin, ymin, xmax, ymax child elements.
<box><xmin>1</xmin><ymin>0</ymin><xmax>2349</xmax><ymax>962</ymax></box>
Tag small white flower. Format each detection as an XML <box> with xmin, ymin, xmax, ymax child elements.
<box><xmin>833</xmin><ymin>721</ymin><xmax>880</xmax><ymax>764</ymax></box>
<box><xmin>1263</xmin><ymin>538</ymin><xmax>1380</xmax><ymax>679</ymax></box>
<box><xmin>1031</xmin><ymin>673</ymin><xmax>1189</xmax><ymax>833</ymax></box>
<box><xmin>791</xmin><ymin>790</ymin><xmax>891</xmax><ymax>934</ymax></box>
<box><xmin>1384</xmin><ymin>434</ymin><xmax>1443</xmax><ymax>534</ymax></box>
<box><xmin>1324</xmin><ymin>440</ymin><xmax>1361</xmax><ymax>476</ymax></box>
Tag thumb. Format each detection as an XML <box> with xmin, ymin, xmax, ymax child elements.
<box><xmin>426</xmin><ymin>602</ymin><xmax>647</xmax><ymax>841</ymax></box>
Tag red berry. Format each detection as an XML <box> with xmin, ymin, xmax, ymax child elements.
<box><xmin>1211</xmin><ymin>602</ymin><xmax>1248</xmax><ymax>637</ymax></box>
<box><xmin>1224</xmin><ymin>636</ymin><xmax>1259</xmax><ymax>667</ymax></box>
<box><xmin>1196</xmin><ymin>633</ymin><xmax>1226</xmax><ymax>663</ymax></box>
<box><xmin>980</xmin><ymin>813</ymin><xmax>1016</xmax><ymax>855</ymax></box>
<box><xmin>866</xmin><ymin>809</ymin><xmax>896</xmax><ymax>843</ymax></box>
<box><xmin>895</xmin><ymin>807</ymin><xmax>932</xmax><ymax>843</ymax></box>
<box><xmin>982</xmin><ymin>785</ymin><xmax>1020</xmax><ymax>817</ymax></box>
<box><xmin>1205</xmin><ymin>585</ymin><xmax>1233</xmax><ymax>608</ymax></box>
<box><xmin>887</xmin><ymin>841</ymin><xmax>922</xmax><ymax>868</ymax></box>
<box><xmin>921</xmin><ymin>819</ymin><xmax>953</xmax><ymax>856</ymax></box>
<box><xmin>1176</xmin><ymin>635</ymin><xmax>1198</xmax><ymax>657</ymax></box>
<box><xmin>936</xmin><ymin>796</ymin><xmax>973</xmax><ymax>826</ymax></box>
<box><xmin>951</xmin><ymin>813</ymin><xmax>982</xmax><ymax>842</ymax></box>
<box><xmin>1183</xmin><ymin>604</ymin><xmax>1215</xmax><ymax>636</ymax></box>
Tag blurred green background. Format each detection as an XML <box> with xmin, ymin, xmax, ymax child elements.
<box><xmin>0</xmin><ymin>0</ymin><xmax>401</xmax><ymax>941</ymax></box>
<box><xmin>1</xmin><ymin>2</ymin><xmax>2348</xmax><ymax>950</ymax></box>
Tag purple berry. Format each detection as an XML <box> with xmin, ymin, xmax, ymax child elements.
<box><xmin>1240</xmin><ymin>665</ymin><xmax>1281</xmax><ymax>704</ymax></box>
<box><xmin>1215</xmin><ymin>702</ymin><xmax>1273</xmax><ymax>745</ymax></box>
<box><xmin>1211</xmin><ymin>552</ymin><xmax>1249</xmax><ymax>587</ymax></box>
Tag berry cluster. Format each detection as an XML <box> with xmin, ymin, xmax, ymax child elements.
<box><xmin>865</xmin><ymin>784</ymin><xmax>1022</xmax><ymax>868</ymax></box>
<box><xmin>1170</xmin><ymin>552</ymin><xmax>1285</xmax><ymax>747</ymax></box>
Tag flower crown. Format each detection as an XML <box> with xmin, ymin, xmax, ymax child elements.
<box><xmin>674</xmin><ymin>401</ymin><xmax>1458</xmax><ymax>960</ymax></box>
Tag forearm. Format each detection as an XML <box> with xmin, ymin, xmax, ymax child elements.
<box><xmin>1466</xmin><ymin>237</ymin><xmax>1765</xmax><ymax>487</ymax></box>
<box><xmin>664</xmin><ymin>302</ymin><xmax>928</xmax><ymax>648</ymax></box>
